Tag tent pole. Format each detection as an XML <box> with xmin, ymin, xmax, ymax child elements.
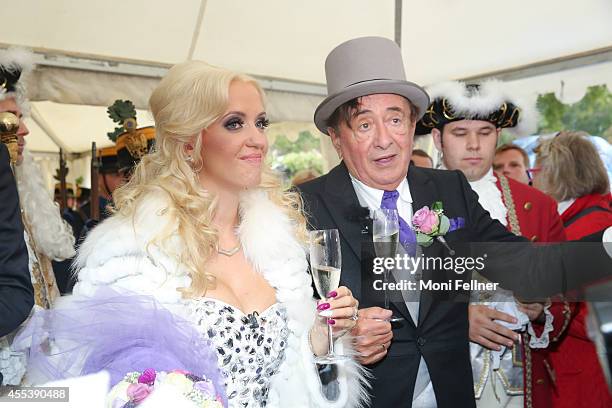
<box><xmin>394</xmin><ymin>0</ymin><xmax>402</xmax><ymax>47</ymax></box>
<box><xmin>188</xmin><ymin>0</ymin><xmax>208</xmax><ymax>60</ymax></box>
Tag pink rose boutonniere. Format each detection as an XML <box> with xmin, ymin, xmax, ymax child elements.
<box><xmin>412</xmin><ymin>201</ymin><xmax>456</xmax><ymax>254</ymax></box>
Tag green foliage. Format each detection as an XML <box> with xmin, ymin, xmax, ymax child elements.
<box><xmin>277</xmin><ymin>151</ymin><xmax>324</xmax><ymax>178</ymax></box>
<box><xmin>537</xmin><ymin>85</ymin><xmax>612</xmax><ymax>138</ymax></box>
<box><xmin>498</xmin><ymin>130</ymin><xmax>517</xmax><ymax>145</ymax></box>
<box><xmin>272</xmin><ymin>131</ymin><xmax>320</xmax><ymax>155</ymax></box>
<box><xmin>270</xmin><ymin>130</ymin><xmax>324</xmax><ymax>178</ymax></box>
<box><xmin>537</xmin><ymin>93</ymin><xmax>566</xmax><ymax>133</ymax></box>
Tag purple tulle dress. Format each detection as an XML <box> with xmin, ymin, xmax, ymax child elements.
<box><xmin>13</xmin><ymin>287</ymin><xmax>227</xmax><ymax>407</ymax></box>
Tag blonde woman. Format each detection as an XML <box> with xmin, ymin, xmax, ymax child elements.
<box><xmin>67</xmin><ymin>61</ymin><xmax>367</xmax><ymax>407</ymax></box>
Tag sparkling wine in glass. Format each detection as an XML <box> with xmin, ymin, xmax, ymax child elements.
<box><xmin>309</xmin><ymin>229</ymin><xmax>349</xmax><ymax>364</ymax></box>
<box><xmin>372</xmin><ymin>208</ymin><xmax>404</xmax><ymax>322</ymax></box>
<box><xmin>311</xmin><ymin>265</ymin><xmax>341</xmax><ymax>301</ymax></box>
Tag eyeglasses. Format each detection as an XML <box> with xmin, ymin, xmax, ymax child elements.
<box><xmin>526</xmin><ymin>167</ymin><xmax>542</xmax><ymax>180</ymax></box>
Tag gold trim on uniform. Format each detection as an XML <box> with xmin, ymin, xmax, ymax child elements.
<box><xmin>551</xmin><ymin>301</ymin><xmax>572</xmax><ymax>342</ymax></box>
<box><xmin>21</xmin><ymin>212</ymin><xmax>60</xmax><ymax>309</ymax></box>
<box><xmin>523</xmin><ymin>332</ymin><xmax>533</xmax><ymax>408</ymax></box>
<box><xmin>498</xmin><ymin>174</ymin><xmax>522</xmax><ymax>236</ymax></box>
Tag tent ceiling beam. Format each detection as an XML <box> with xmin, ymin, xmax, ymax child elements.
<box><xmin>461</xmin><ymin>45</ymin><xmax>612</xmax><ymax>83</ymax></box>
<box><xmin>2</xmin><ymin>46</ymin><xmax>328</xmax><ymax>97</ymax></box>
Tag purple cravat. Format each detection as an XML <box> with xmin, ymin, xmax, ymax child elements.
<box><xmin>381</xmin><ymin>190</ymin><xmax>417</xmax><ymax>255</ymax></box>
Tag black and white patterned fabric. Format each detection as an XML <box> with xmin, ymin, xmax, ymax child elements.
<box><xmin>188</xmin><ymin>298</ymin><xmax>289</xmax><ymax>407</ymax></box>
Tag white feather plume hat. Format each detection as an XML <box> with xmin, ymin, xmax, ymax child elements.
<box><xmin>0</xmin><ymin>47</ymin><xmax>35</xmax><ymax>111</ymax></box>
<box><xmin>415</xmin><ymin>80</ymin><xmax>538</xmax><ymax>137</ymax></box>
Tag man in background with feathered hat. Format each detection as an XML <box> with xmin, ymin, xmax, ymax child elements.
<box><xmin>106</xmin><ymin>99</ymin><xmax>155</xmax><ymax>179</ymax></box>
<box><xmin>0</xmin><ymin>47</ymin><xmax>75</xmax><ymax>385</ymax></box>
<box><xmin>78</xmin><ymin>100</ymin><xmax>154</xmax><ymax>238</ymax></box>
<box><xmin>416</xmin><ymin>80</ymin><xmax>568</xmax><ymax>408</ymax></box>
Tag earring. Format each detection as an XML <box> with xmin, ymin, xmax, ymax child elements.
<box><xmin>185</xmin><ymin>144</ymin><xmax>194</xmax><ymax>162</ymax></box>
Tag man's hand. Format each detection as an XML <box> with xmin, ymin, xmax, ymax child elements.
<box><xmin>517</xmin><ymin>301</ymin><xmax>545</xmax><ymax>322</ymax></box>
<box><xmin>469</xmin><ymin>304</ymin><xmax>519</xmax><ymax>351</ymax></box>
<box><xmin>350</xmin><ymin>307</ymin><xmax>393</xmax><ymax>365</ymax></box>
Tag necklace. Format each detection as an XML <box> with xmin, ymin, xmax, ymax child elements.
<box><xmin>217</xmin><ymin>241</ymin><xmax>241</xmax><ymax>257</ymax></box>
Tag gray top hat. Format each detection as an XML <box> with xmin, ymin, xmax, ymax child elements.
<box><xmin>314</xmin><ymin>36</ymin><xmax>429</xmax><ymax>135</ymax></box>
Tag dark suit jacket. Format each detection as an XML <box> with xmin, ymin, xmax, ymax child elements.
<box><xmin>298</xmin><ymin>162</ymin><xmax>611</xmax><ymax>408</ymax></box>
<box><xmin>0</xmin><ymin>144</ymin><xmax>34</xmax><ymax>337</ymax></box>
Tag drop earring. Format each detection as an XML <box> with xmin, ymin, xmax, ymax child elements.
<box><xmin>185</xmin><ymin>144</ymin><xmax>194</xmax><ymax>162</ymax></box>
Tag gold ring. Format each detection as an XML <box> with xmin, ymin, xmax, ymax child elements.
<box><xmin>381</xmin><ymin>343</ymin><xmax>386</xmax><ymax>351</ymax></box>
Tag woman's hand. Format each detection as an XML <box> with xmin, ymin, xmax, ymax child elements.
<box><xmin>309</xmin><ymin>286</ymin><xmax>359</xmax><ymax>356</ymax></box>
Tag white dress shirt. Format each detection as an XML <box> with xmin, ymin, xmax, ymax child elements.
<box><xmin>468</xmin><ymin>169</ymin><xmax>507</xmax><ymax>227</ymax></box>
<box><xmin>350</xmin><ymin>175</ymin><xmax>414</xmax><ymax>227</ymax></box>
<box><xmin>350</xmin><ymin>174</ymin><xmax>437</xmax><ymax>408</ymax></box>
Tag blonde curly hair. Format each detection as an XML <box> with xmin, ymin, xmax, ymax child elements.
<box><xmin>112</xmin><ymin>60</ymin><xmax>306</xmax><ymax>297</ymax></box>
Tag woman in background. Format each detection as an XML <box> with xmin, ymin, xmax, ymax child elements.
<box><xmin>533</xmin><ymin>130</ymin><xmax>612</xmax><ymax>408</ymax></box>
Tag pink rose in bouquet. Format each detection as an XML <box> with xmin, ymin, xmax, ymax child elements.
<box><xmin>126</xmin><ymin>383</ymin><xmax>152</xmax><ymax>403</ymax></box>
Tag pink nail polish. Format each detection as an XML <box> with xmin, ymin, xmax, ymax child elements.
<box><xmin>327</xmin><ymin>319</ymin><xmax>336</xmax><ymax>325</ymax></box>
<box><xmin>317</xmin><ymin>303</ymin><xmax>330</xmax><ymax>311</ymax></box>
<box><xmin>327</xmin><ymin>291</ymin><xmax>338</xmax><ymax>298</ymax></box>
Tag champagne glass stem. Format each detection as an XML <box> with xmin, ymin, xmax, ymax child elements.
<box><xmin>383</xmin><ymin>268</ymin><xmax>391</xmax><ymax>309</ymax></box>
<box><xmin>327</xmin><ymin>323</ymin><xmax>334</xmax><ymax>356</ymax></box>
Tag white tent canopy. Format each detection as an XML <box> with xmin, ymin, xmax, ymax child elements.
<box><xmin>2</xmin><ymin>0</ymin><xmax>612</xmax><ymax>187</ymax></box>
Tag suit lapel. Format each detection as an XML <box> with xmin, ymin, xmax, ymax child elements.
<box><xmin>320</xmin><ymin>163</ymin><xmax>369</xmax><ymax>262</ymax></box>
<box><xmin>408</xmin><ymin>166</ymin><xmax>441</xmax><ymax>326</ymax></box>
<box><xmin>319</xmin><ymin>164</ymin><xmax>444</xmax><ymax>325</ymax></box>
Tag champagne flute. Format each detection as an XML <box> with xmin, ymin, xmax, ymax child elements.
<box><xmin>309</xmin><ymin>229</ymin><xmax>349</xmax><ymax>364</ymax></box>
<box><xmin>372</xmin><ymin>208</ymin><xmax>404</xmax><ymax>322</ymax></box>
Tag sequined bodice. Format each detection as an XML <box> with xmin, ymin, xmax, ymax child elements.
<box><xmin>187</xmin><ymin>298</ymin><xmax>289</xmax><ymax>407</ymax></box>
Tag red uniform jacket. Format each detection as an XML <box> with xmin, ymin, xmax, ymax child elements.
<box><xmin>549</xmin><ymin>193</ymin><xmax>612</xmax><ymax>408</ymax></box>
<box><xmin>495</xmin><ymin>175</ymin><xmax>567</xmax><ymax>408</ymax></box>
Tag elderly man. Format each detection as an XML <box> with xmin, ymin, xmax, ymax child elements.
<box><xmin>298</xmin><ymin>37</ymin><xmax>611</xmax><ymax>408</ymax></box>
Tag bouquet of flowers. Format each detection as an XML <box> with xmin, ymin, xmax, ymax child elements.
<box><xmin>109</xmin><ymin>368</ymin><xmax>224</xmax><ymax>408</ymax></box>
<box><xmin>14</xmin><ymin>288</ymin><xmax>227</xmax><ymax>407</ymax></box>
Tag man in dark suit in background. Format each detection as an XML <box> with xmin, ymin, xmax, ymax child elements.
<box><xmin>0</xmin><ymin>143</ymin><xmax>33</xmax><ymax>385</ymax></box>
<box><xmin>298</xmin><ymin>37</ymin><xmax>611</xmax><ymax>408</ymax></box>
<box><xmin>0</xmin><ymin>143</ymin><xmax>32</xmax><ymax>336</ymax></box>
